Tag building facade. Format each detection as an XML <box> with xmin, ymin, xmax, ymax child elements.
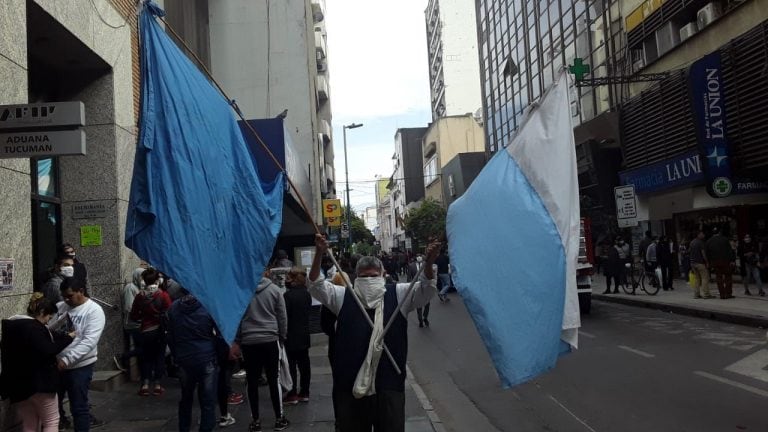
<box><xmin>421</xmin><ymin>114</ymin><xmax>485</xmax><ymax>204</ymax></box>
<box><xmin>208</xmin><ymin>0</ymin><xmax>334</xmax><ymax>238</ymax></box>
<box><xmin>617</xmin><ymin>0</ymin><xmax>768</xmax><ymax>247</ymax></box>
<box><xmin>0</xmin><ymin>0</ymin><xmax>141</xmax><ymax>369</ymax></box>
<box><xmin>389</xmin><ymin>127</ymin><xmax>428</xmax><ymax>251</ymax></box>
<box><xmin>476</xmin><ymin>0</ymin><xmax>630</xmax><ymax>238</ymax></box>
<box><xmin>375</xmin><ymin>178</ymin><xmax>395</xmax><ymax>252</ymax></box>
<box><xmin>426</xmin><ymin>0</ymin><xmax>483</xmax><ymax>119</ymax></box>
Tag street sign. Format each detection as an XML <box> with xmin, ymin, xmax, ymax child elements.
<box><xmin>341</xmin><ymin>223</ymin><xmax>349</xmax><ymax>231</ymax></box>
<box><xmin>326</xmin><ymin>216</ymin><xmax>341</xmax><ymax>227</ymax></box>
<box><xmin>615</xmin><ymin>185</ymin><xmax>638</xmax><ymax>228</ymax></box>
<box><xmin>0</xmin><ymin>102</ymin><xmax>85</xmax><ymax>130</ymax></box>
<box><xmin>322</xmin><ymin>199</ymin><xmax>342</xmax><ymax>217</ymax></box>
<box><xmin>0</xmin><ymin>129</ymin><xmax>86</xmax><ymax>158</ymax></box>
<box><xmin>341</xmin><ymin>229</ymin><xmax>350</xmax><ymax>239</ymax></box>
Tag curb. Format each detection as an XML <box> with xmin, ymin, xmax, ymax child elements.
<box><xmin>593</xmin><ymin>294</ymin><xmax>768</xmax><ymax>328</ymax></box>
<box><xmin>406</xmin><ymin>365</ymin><xmax>447</xmax><ymax>432</ymax></box>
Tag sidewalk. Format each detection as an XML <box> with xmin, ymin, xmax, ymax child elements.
<box><xmin>88</xmin><ymin>337</ymin><xmax>436</xmax><ymax>431</ymax></box>
<box><xmin>591</xmin><ymin>273</ymin><xmax>768</xmax><ymax>327</ymax></box>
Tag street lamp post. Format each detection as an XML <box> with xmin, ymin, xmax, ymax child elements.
<box><xmin>343</xmin><ymin>122</ymin><xmax>363</xmax><ymax>253</ymax></box>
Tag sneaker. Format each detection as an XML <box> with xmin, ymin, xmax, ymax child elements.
<box><xmin>90</xmin><ymin>416</ymin><xmax>106</xmax><ymax>429</ymax></box>
<box><xmin>233</xmin><ymin>369</ymin><xmax>247</xmax><ymax>379</ymax></box>
<box><xmin>218</xmin><ymin>414</ymin><xmax>236</xmax><ymax>427</ymax></box>
<box><xmin>298</xmin><ymin>394</ymin><xmax>310</xmax><ymax>403</ymax></box>
<box><xmin>227</xmin><ymin>392</ymin><xmax>244</xmax><ymax>405</ymax></box>
<box><xmin>274</xmin><ymin>417</ymin><xmax>290</xmax><ymax>431</ymax></box>
<box><xmin>249</xmin><ymin>420</ymin><xmax>262</xmax><ymax>432</ymax></box>
<box><xmin>283</xmin><ymin>394</ymin><xmax>300</xmax><ymax>405</ymax></box>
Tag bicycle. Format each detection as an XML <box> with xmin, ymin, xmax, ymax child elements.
<box><xmin>622</xmin><ymin>260</ymin><xmax>661</xmax><ymax>296</ymax></box>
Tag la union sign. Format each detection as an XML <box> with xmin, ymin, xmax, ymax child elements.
<box><xmin>619</xmin><ymin>151</ymin><xmax>705</xmax><ymax>194</ymax></box>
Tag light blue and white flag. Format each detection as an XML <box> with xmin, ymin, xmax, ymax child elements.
<box><xmin>447</xmin><ymin>73</ymin><xmax>580</xmax><ymax>388</ymax></box>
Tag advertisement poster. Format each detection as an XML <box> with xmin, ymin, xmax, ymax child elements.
<box><xmin>0</xmin><ymin>259</ymin><xmax>14</xmax><ymax>291</ymax></box>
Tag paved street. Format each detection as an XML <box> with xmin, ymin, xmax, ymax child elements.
<box><xmin>84</xmin><ymin>342</ymin><xmax>434</xmax><ymax>431</ymax></box>
<box><xmin>407</xmin><ymin>294</ymin><xmax>768</xmax><ymax>432</ymax></box>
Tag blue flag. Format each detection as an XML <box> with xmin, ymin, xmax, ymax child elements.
<box><xmin>447</xmin><ymin>74</ymin><xmax>580</xmax><ymax>388</ymax></box>
<box><xmin>126</xmin><ymin>3</ymin><xmax>284</xmax><ymax>343</ymax></box>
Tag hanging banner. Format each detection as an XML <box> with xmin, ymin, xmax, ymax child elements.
<box><xmin>689</xmin><ymin>52</ymin><xmax>768</xmax><ymax>196</ymax></box>
<box><xmin>689</xmin><ymin>52</ymin><xmax>733</xmax><ymax>198</ymax></box>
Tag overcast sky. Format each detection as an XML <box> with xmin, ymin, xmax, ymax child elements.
<box><xmin>326</xmin><ymin>0</ymin><xmax>432</xmax><ymax>214</ymax></box>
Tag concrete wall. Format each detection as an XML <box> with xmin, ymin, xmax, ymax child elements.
<box><xmin>209</xmin><ymin>0</ymin><xmax>324</xmax><ymax>220</ymax></box>
<box><xmin>0</xmin><ymin>0</ymin><xmax>33</xmax><ymax>320</ymax></box>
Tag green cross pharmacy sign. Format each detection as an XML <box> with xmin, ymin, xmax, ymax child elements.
<box><xmin>569</xmin><ymin>58</ymin><xmax>591</xmax><ymax>81</ymax></box>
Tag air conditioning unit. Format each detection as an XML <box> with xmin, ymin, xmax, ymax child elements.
<box><xmin>697</xmin><ymin>2</ymin><xmax>723</xmax><ymax>29</ymax></box>
<box><xmin>679</xmin><ymin>22</ymin><xmax>698</xmax><ymax>42</ymax></box>
<box><xmin>317</xmin><ymin>61</ymin><xmax>327</xmax><ymax>72</ymax></box>
<box><xmin>655</xmin><ymin>21</ymin><xmax>680</xmax><ymax>56</ymax></box>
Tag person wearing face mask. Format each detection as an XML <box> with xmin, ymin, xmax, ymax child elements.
<box><xmin>740</xmin><ymin>234</ymin><xmax>765</xmax><ymax>296</ymax></box>
<box><xmin>40</xmin><ymin>256</ymin><xmax>76</xmax><ymax>302</ymax></box>
<box><xmin>57</xmin><ymin>244</ymin><xmax>88</xmax><ymax>289</ymax></box>
<box><xmin>309</xmin><ymin>234</ymin><xmax>440</xmax><ymax>432</ymax></box>
<box><xmin>0</xmin><ymin>293</ymin><xmax>75</xmax><ymax>432</ymax></box>
<box><xmin>282</xmin><ymin>268</ymin><xmax>312</xmax><ymax>405</ymax></box>
<box><xmin>130</xmin><ymin>268</ymin><xmax>172</xmax><ymax>397</ymax></box>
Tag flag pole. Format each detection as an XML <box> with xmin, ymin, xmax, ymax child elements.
<box><xmin>151</xmin><ymin>10</ymin><xmax>403</xmax><ymax>374</ymax></box>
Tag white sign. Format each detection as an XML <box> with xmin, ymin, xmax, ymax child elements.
<box><xmin>0</xmin><ymin>102</ymin><xmax>85</xmax><ymax>130</ymax></box>
<box><xmin>615</xmin><ymin>185</ymin><xmax>638</xmax><ymax>228</ymax></box>
<box><xmin>0</xmin><ymin>129</ymin><xmax>86</xmax><ymax>158</ymax></box>
<box><xmin>341</xmin><ymin>229</ymin><xmax>350</xmax><ymax>239</ymax></box>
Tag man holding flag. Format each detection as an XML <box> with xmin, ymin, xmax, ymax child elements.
<box><xmin>308</xmin><ymin>234</ymin><xmax>439</xmax><ymax>432</ymax></box>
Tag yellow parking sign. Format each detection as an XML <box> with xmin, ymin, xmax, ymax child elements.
<box><xmin>327</xmin><ymin>216</ymin><xmax>342</xmax><ymax>227</ymax></box>
<box><xmin>323</xmin><ymin>199</ymin><xmax>342</xmax><ymax>218</ymax></box>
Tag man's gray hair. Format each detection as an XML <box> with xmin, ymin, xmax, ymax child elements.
<box><xmin>356</xmin><ymin>256</ymin><xmax>384</xmax><ymax>275</ymax></box>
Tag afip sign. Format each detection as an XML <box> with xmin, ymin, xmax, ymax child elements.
<box><xmin>327</xmin><ymin>216</ymin><xmax>342</xmax><ymax>227</ymax></box>
<box><xmin>323</xmin><ymin>199</ymin><xmax>342</xmax><ymax>218</ymax></box>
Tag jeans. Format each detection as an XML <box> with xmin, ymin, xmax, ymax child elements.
<box><xmin>242</xmin><ymin>341</ymin><xmax>282</xmax><ymax>420</ymax></box>
<box><xmin>711</xmin><ymin>260</ymin><xmax>734</xmax><ymax>298</ymax></box>
<box><xmin>438</xmin><ymin>273</ymin><xmax>452</xmax><ymax>295</ymax></box>
<box><xmin>744</xmin><ymin>263</ymin><xmax>764</xmax><ymax>292</ymax></box>
<box><xmin>138</xmin><ymin>329</ymin><xmax>166</xmax><ymax>384</ymax></box>
<box><xmin>287</xmin><ymin>348</ymin><xmax>311</xmax><ymax>396</ymax></box>
<box><xmin>217</xmin><ymin>357</ymin><xmax>233</xmax><ymax>417</ymax></box>
<box><xmin>178</xmin><ymin>360</ymin><xmax>218</xmax><ymax>432</ymax></box>
<box><xmin>61</xmin><ymin>364</ymin><xmax>94</xmax><ymax>432</ymax></box>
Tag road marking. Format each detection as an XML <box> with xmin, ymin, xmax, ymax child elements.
<box><xmin>694</xmin><ymin>371</ymin><xmax>768</xmax><ymax>398</ymax></box>
<box><xmin>579</xmin><ymin>331</ymin><xmax>596</xmax><ymax>339</ymax></box>
<box><xmin>725</xmin><ymin>349</ymin><xmax>768</xmax><ymax>383</ymax></box>
<box><xmin>548</xmin><ymin>395</ymin><xmax>598</xmax><ymax>432</ymax></box>
<box><xmin>618</xmin><ymin>345</ymin><xmax>655</xmax><ymax>358</ymax></box>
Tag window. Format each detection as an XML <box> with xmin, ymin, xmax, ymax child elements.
<box><xmin>424</xmin><ymin>156</ymin><xmax>439</xmax><ymax>186</ymax></box>
<box><xmin>31</xmin><ymin>157</ymin><xmax>62</xmax><ymax>288</ymax></box>
<box><xmin>448</xmin><ymin>174</ymin><xmax>456</xmax><ymax>197</ymax></box>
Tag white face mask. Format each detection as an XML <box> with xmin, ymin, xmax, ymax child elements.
<box><xmin>60</xmin><ymin>266</ymin><xmax>75</xmax><ymax>278</ymax></box>
<box><xmin>354</xmin><ymin>276</ymin><xmax>386</xmax><ymax>309</ymax></box>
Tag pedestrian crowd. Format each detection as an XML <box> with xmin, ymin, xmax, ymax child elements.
<box><xmin>597</xmin><ymin>225</ymin><xmax>768</xmax><ymax>300</ymax></box>
<box><xmin>0</xmin><ymin>240</ymin><xmax>445</xmax><ymax>432</ymax></box>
